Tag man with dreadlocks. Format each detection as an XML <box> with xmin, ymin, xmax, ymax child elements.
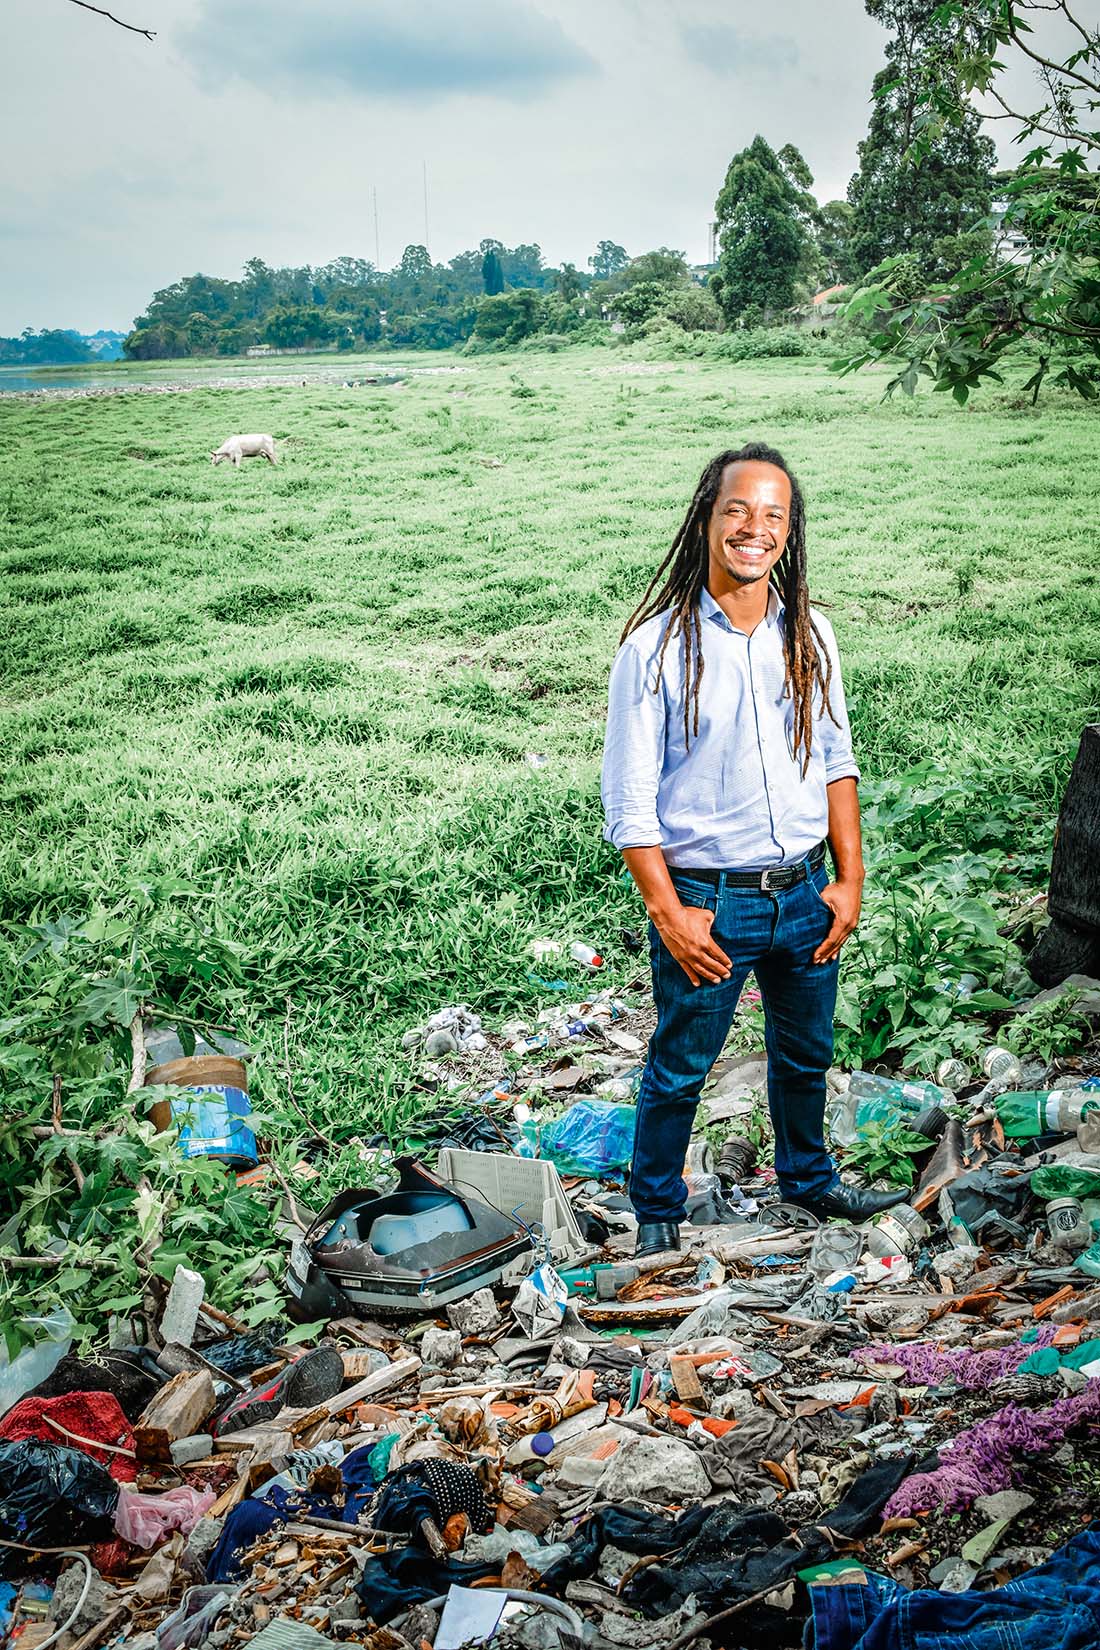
<box><xmin>602</xmin><ymin>443</ymin><xmax>907</xmax><ymax>1260</ymax></box>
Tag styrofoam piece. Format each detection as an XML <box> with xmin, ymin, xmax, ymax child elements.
<box><xmin>435</xmin><ymin>1149</ymin><xmax>590</xmax><ymax>1266</ymax></box>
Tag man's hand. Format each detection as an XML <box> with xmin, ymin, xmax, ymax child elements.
<box><xmin>812</xmin><ymin>878</ymin><xmax>862</xmax><ymax>965</ymax></box>
<box><xmin>655</xmin><ymin>905</ymin><xmax>732</xmax><ymax>988</ymax></box>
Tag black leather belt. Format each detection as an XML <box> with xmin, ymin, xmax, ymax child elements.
<box><xmin>670</xmin><ymin>841</ymin><xmax>827</xmax><ymax>892</ymax></box>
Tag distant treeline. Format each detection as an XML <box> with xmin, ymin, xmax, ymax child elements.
<box><xmin>119</xmin><ymin>107</ymin><xmax>1007</xmax><ymax>362</ymax></box>
<box><xmin>0</xmin><ymin>329</ymin><xmax>125</xmax><ymax>366</ymax></box>
<box><xmin>121</xmin><ymin>242</ymin><xmax>701</xmax><ymax>360</ymax></box>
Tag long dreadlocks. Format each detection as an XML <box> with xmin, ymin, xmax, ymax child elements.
<box><xmin>621</xmin><ymin>443</ymin><xmax>837</xmax><ymax>775</ymax></box>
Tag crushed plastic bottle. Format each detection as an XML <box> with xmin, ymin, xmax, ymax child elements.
<box><xmin>827</xmin><ymin>1071</ymin><xmax>953</xmax><ymax>1148</ymax></box>
<box><xmin>936</xmin><ymin>1058</ymin><xmax>971</xmax><ymax>1092</ymax></box>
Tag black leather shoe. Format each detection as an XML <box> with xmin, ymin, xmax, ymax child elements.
<box><xmin>634</xmin><ymin>1221</ymin><xmax>682</xmax><ymax>1260</ymax></box>
<box><xmin>786</xmin><ymin>1182</ymin><xmax>910</xmax><ymax>1223</ymax></box>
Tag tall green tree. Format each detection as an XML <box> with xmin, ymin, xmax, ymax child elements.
<box><xmin>816</xmin><ymin>201</ymin><xmax>855</xmax><ymax>286</ymax></box>
<box><xmin>838</xmin><ymin>0</ymin><xmax>1100</xmax><ymax>402</ymax></box>
<box><xmin>846</xmin><ymin>3</ymin><xmax>995</xmax><ymax>281</ymax></box>
<box><xmin>480</xmin><ymin>239</ymin><xmax>505</xmax><ymax>295</ymax></box>
<box><xmin>589</xmin><ymin>239</ymin><xmax>629</xmax><ymax>280</ymax></box>
<box><xmin>712</xmin><ymin>136</ymin><xmax>812</xmax><ymax>323</ymax></box>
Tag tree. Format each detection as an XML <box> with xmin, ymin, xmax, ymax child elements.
<box><xmin>660</xmin><ymin>285</ymin><xmax>724</xmax><ymax>331</ymax></box>
<box><xmin>611</xmin><ymin>282</ymin><xmax>670</xmax><ymax>328</ymax></box>
<box><xmin>399</xmin><ymin>244</ymin><xmax>432</xmax><ymax>282</ymax></box>
<box><xmin>473</xmin><ymin>289</ymin><xmax>542</xmax><ymax>344</ymax></box>
<box><xmin>847</xmin><ymin>38</ymin><xmax>996</xmax><ymax>282</ymax></box>
<box><xmin>263</xmin><ymin>305</ymin><xmax>334</xmax><ymax>349</ymax></box>
<box><xmin>589</xmin><ymin>240</ymin><xmax>629</xmax><ymax>280</ymax></box>
<box><xmin>816</xmin><ymin>200</ymin><xmax>855</xmax><ymax>286</ymax></box>
<box><xmin>838</xmin><ymin>0</ymin><xmax>1100</xmax><ymax>402</ymax></box>
<box><xmin>0</xmin><ymin>328</ymin><xmax>95</xmax><ymax>365</ymax></box>
<box><xmin>481</xmin><ymin>242</ymin><xmax>505</xmax><ymax>295</ymax></box>
<box><xmin>712</xmin><ymin>136</ymin><xmax>812</xmax><ymax>324</ymax></box>
<box><xmin>554</xmin><ymin>263</ymin><xmax>583</xmax><ymax>300</ymax></box>
<box><xmin>623</xmin><ymin>248</ymin><xmax>690</xmax><ymax>287</ymax></box>
<box><xmin>503</xmin><ymin>244</ymin><xmax>545</xmax><ymax>288</ymax></box>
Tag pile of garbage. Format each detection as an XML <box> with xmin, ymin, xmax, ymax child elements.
<box><xmin>3</xmin><ymin>972</ymin><xmax>1100</xmax><ymax>1650</ymax></box>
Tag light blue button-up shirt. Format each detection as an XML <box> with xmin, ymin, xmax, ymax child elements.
<box><xmin>601</xmin><ymin>586</ymin><xmax>860</xmax><ymax>870</ymax></box>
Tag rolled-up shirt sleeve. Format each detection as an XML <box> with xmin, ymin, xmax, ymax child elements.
<box><xmin>815</xmin><ymin>615</ymin><xmax>861</xmax><ymax>786</ymax></box>
<box><xmin>601</xmin><ymin>640</ymin><xmax>665</xmax><ymax>849</ymax></box>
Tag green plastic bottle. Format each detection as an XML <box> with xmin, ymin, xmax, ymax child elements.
<box><xmin>996</xmin><ymin>1090</ymin><xmax>1099</xmax><ymax>1138</ymax></box>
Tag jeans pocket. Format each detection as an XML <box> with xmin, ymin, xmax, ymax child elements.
<box><xmin>669</xmin><ymin>876</ymin><xmax>717</xmax><ymax>913</ymax></box>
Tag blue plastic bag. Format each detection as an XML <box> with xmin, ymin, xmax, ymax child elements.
<box><xmin>531</xmin><ymin>1099</ymin><xmax>636</xmax><ymax>1177</ymax></box>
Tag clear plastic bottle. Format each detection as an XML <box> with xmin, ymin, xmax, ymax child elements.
<box><xmin>936</xmin><ymin>1057</ymin><xmax>971</xmax><ymax>1092</ymax></box>
<box><xmin>828</xmin><ymin>1071</ymin><xmax>953</xmax><ymax>1147</ymax></box>
<box><xmin>982</xmin><ymin>1047</ymin><xmax>1022</xmax><ymax>1084</ymax></box>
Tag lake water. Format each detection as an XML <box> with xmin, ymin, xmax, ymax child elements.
<box><xmin>0</xmin><ymin>360</ymin><xmax>449</xmax><ymax>397</ymax></box>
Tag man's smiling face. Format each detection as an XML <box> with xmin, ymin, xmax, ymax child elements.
<box><xmin>707</xmin><ymin>460</ymin><xmax>791</xmax><ymax>589</ymax></box>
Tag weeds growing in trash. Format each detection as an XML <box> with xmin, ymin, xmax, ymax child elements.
<box><xmin>1003</xmin><ymin>989</ymin><xmax>1090</xmax><ymax>1066</ymax></box>
<box><xmin>841</xmin><ymin>1118</ymin><xmax>939</xmax><ymax>1189</ymax></box>
<box><xmin>1</xmin><ymin>352</ymin><xmax>1096</xmax><ymax>1344</ymax></box>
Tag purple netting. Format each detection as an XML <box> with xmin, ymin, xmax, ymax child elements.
<box><xmin>885</xmin><ymin>1384</ymin><xmax>1100</xmax><ymax>1516</ymax></box>
<box><xmin>854</xmin><ymin>1328</ymin><xmax>1058</xmax><ymax>1389</ymax></box>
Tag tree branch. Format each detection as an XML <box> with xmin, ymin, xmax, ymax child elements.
<box><xmin>988</xmin><ymin>86</ymin><xmax>1100</xmax><ymax>150</ymax></box>
<box><xmin>65</xmin><ymin>1</ymin><xmax>155</xmax><ymax>40</ymax></box>
<box><xmin>1055</xmin><ymin>3</ymin><xmax>1098</xmax><ymax>53</ymax></box>
<box><xmin>1021</xmin><ymin>309</ymin><xmax>1100</xmax><ymax>339</ymax></box>
<box><xmin>1008</xmin><ymin>22</ymin><xmax>1100</xmax><ymax>92</ymax></box>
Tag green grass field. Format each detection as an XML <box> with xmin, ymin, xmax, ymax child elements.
<box><xmin>2</xmin><ymin>347</ymin><xmax>1098</xmax><ymax>1147</ymax></box>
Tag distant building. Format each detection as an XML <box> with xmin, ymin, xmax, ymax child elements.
<box><xmin>790</xmin><ymin>283</ymin><xmax>847</xmax><ymax>328</ymax></box>
<box><xmin>991</xmin><ymin>198</ymin><xmax>1029</xmax><ymax>264</ymax></box>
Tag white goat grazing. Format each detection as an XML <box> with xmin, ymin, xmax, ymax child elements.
<box><xmin>210</xmin><ymin>433</ymin><xmax>277</xmax><ymax>467</ymax></box>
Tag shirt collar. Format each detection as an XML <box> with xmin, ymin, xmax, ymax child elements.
<box><xmin>698</xmin><ymin>583</ymin><xmax>784</xmax><ymax>632</ymax></box>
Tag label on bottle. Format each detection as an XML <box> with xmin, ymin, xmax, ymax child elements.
<box><xmin>901</xmin><ymin>1082</ymin><xmax>926</xmax><ymax>1104</ymax></box>
<box><xmin>1044</xmin><ymin>1091</ymin><xmax>1065</xmax><ymax>1131</ymax></box>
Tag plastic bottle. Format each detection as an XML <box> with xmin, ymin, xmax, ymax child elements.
<box><xmin>0</xmin><ymin>1308</ymin><xmax>73</xmax><ymax>1416</ymax></box>
<box><xmin>982</xmin><ymin>1047</ymin><xmax>1022</xmax><ymax>1084</ymax></box>
<box><xmin>936</xmin><ymin>1058</ymin><xmax>971</xmax><ymax>1092</ymax></box>
<box><xmin>569</xmin><ymin>942</ymin><xmax>604</xmax><ymax>970</ymax></box>
<box><xmin>808</xmin><ymin>1221</ymin><xmax>863</xmax><ymax>1281</ymax></box>
<box><xmin>512</xmin><ymin>1102</ymin><xmax>537</xmax><ymax>1159</ymax></box>
<box><xmin>996</xmin><ymin>1090</ymin><xmax>1098</xmax><ymax>1139</ymax></box>
<box><xmin>827</xmin><ymin>1071</ymin><xmax>953</xmax><ymax>1148</ymax></box>
<box><xmin>504</xmin><ymin>1431</ymin><xmax>557</xmax><ymax>1468</ymax></box>
<box><xmin>1047</xmin><ymin>1198</ymin><xmax>1089</xmax><ymax>1252</ymax></box>
<box><xmin>934</xmin><ymin>973</ymin><xmax>980</xmax><ymax>1001</ymax></box>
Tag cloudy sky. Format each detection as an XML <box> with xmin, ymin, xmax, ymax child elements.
<box><xmin>3</xmin><ymin>1</ymin><xmax>1044</xmax><ymax>334</ymax></box>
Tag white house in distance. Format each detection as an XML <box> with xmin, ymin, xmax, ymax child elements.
<box><xmin>991</xmin><ymin>197</ymin><xmax>1029</xmax><ymax>264</ymax></box>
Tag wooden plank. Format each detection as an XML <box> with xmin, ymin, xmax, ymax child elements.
<box><xmin>340</xmin><ymin>1350</ymin><xmax>390</xmax><ymax>1380</ymax></box>
<box><xmin>669</xmin><ymin>1355</ymin><xmax>704</xmax><ymax>1404</ymax></box>
<box><xmin>133</xmin><ymin>1371</ymin><xmax>215</xmax><ymax>1462</ymax></box>
<box><xmin>320</xmin><ymin>1355</ymin><xmax>420</xmax><ymax>1416</ymax></box>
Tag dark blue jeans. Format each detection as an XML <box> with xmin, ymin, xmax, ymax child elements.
<box><xmin>630</xmin><ymin>860</ymin><xmax>841</xmax><ymax>1222</ymax></box>
<box><xmin>806</xmin><ymin>1523</ymin><xmax>1100</xmax><ymax>1650</ymax></box>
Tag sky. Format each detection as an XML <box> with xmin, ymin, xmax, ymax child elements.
<box><xmin>1</xmin><ymin>0</ymin><xmax>1056</xmax><ymax>335</ymax></box>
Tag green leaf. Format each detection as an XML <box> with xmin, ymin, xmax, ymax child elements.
<box><xmin>280</xmin><ymin>1319</ymin><xmax>327</xmax><ymax>1346</ymax></box>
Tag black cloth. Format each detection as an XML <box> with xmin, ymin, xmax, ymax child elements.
<box><xmin>354</xmin><ymin>1548</ymin><xmax>499</xmax><ymax>1623</ymax></box>
<box><xmin>370</xmin><ymin>1459</ymin><xmax>494</xmax><ymax>1541</ymax></box>
<box><xmin>539</xmin><ymin>1457</ymin><xmax>913</xmax><ymax>1616</ymax></box>
<box><xmin>29</xmin><ymin>1350</ymin><xmax>161</xmax><ymax>1421</ymax></box>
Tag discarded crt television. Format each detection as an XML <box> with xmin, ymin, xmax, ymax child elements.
<box><xmin>286</xmin><ymin>1156</ymin><xmax>533</xmax><ymax>1318</ymax></box>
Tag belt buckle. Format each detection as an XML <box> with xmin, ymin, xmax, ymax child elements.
<box><xmin>759</xmin><ymin>867</ymin><xmax>779</xmax><ymax>892</ymax></box>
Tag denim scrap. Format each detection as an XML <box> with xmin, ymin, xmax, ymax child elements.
<box><xmin>808</xmin><ymin>1523</ymin><xmax>1100</xmax><ymax>1650</ymax></box>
